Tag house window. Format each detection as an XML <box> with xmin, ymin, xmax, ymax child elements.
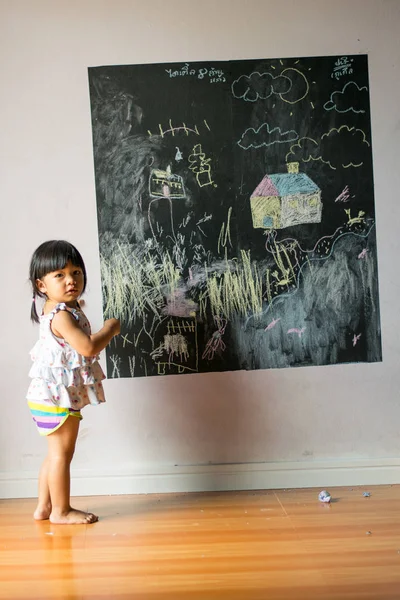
<box><xmin>263</xmin><ymin>216</ymin><xmax>274</xmax><ymax>227</ymax></box>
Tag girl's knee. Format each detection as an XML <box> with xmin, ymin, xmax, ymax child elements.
<box><xmin>48</xmin><ymin>442</ymin><xmax>75</xmax><ymax>462</ymax></box>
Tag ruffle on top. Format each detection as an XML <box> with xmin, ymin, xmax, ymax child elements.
<box><xmin>27</xmin><ymin>303</ymin><xmax>106</xmax><ymax>408</ymax></box>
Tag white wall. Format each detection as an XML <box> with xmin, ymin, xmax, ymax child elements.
<box><xmin>1</xmin><ymin>0</ymin><xmax>400</xmax><ymax>498</ymax></box>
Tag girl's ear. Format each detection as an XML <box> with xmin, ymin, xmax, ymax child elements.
<box><xmin>36</xmin><ymin>278</ymin><xmax>47</xmax><ymax>294</ymax></box>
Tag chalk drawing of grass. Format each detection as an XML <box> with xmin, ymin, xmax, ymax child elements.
<box><xmin>100</xmin><ymin>239</ymin><xmax>180</xmax><ymax>325</ymax></box>
<box><xmin>199</xmin><ymin>250</ymin><xmax>263</xmax><ymax>320</ymax></box>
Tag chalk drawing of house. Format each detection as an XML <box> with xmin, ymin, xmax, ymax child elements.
<box><xmin>250</xmin><ymin>162</ymin><xmax>322</xmax><ymax>229</ymax></box>
<box><xmin>149</xmin><ymin>165</ymin><xmax>185</xmax><ymax>199</ymax></box>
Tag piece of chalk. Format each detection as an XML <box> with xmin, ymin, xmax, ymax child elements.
<box><xmin>318</xmin><ymin>490</ymin><xmax>331</xmax><ymax>503</ymax></box>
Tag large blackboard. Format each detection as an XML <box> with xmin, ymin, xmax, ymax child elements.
<box><xmin>88</xmin><ymin>54</ymin><xmax>381</xmax><ymax>378</ymax></box>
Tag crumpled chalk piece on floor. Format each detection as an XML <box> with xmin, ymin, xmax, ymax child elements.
<box><xmin>318</xmin><ymin>490</ymin><xmax>331</xmax><ymax>503</ymax></box>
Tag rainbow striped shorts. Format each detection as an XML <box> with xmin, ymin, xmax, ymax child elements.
<box><xmin>27</xmin><ymin>399</ymin><xmax>82</xmax><ymax>436</ymax></box>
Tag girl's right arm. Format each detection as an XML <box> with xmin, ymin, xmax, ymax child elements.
<box><xmin>51</xmin><ymin>311</ymin><xmax>120</xmax><ymax>357</ymax></box>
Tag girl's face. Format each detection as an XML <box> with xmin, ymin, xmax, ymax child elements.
<box><xmin>36</xmin><ymin>261</ymin><xmax>84</xmax><ymax>307</ymax></box>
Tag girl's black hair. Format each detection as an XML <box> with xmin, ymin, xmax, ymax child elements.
<box><xmin>29</xmin><ymin>240</ymin><xmax>87</xmax><ymax>323</ymax></box>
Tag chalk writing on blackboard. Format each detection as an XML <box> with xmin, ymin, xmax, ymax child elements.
<box><xmin>331</xmin><ymin>56</ymin><xmax>354</xmax><ymax>80</ymax></box>
<box><xmin>88</xmin><ymin>54</ymin><xmax>381</xmax><ymax>378</ymax></box>
<box><xmin>165</xmin><ymin>63</ymin><xmax>226</xmax><ymax>82</ymax></box>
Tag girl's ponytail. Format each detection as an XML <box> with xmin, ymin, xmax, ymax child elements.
<box><xmin>30</xmin><ymin>294</ymin><xmax>40</xmax><ymax>323</ymax></box>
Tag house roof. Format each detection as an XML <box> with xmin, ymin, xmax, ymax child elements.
<box><xmin>251</xmin><ymin>173</ymin><xmax>320</xmax><ymax>198</ymax></box>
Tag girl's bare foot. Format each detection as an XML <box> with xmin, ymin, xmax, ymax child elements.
<box><xmin>34</xmin><ymin>503</ymin><xmax>52</xmax><ymax>520</ymax></box>
<box><xmin>49</xmin><ymin>508</ymin><xmax>98</xmax><ymax>524</ymax></box>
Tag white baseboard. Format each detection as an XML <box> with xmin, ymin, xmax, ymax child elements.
<box><xmin>1</xmin><ymin>458</ymin><xmax>400</xmax><ymax>499</ymax></box>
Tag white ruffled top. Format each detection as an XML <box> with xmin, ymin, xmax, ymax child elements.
<box><xmin>27</xmin><ymin>303</ymin><xmax>106</xmax><ymax>409</ymax></box>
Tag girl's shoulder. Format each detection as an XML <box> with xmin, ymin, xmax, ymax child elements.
<box><xmin>41</xmin><ymin>303</ymin><xmax>80</xmax><ymax>322</ymax></box>
<box><xmin>43</xmin><ymin>303</ymin><xmax>91</xmax><ymax>336</ymax></box>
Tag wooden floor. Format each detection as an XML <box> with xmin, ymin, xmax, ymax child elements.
<box><xmin>1</xmin><ymin>485</ymin><xmax>400</xmax><ymax>599</ymax></box>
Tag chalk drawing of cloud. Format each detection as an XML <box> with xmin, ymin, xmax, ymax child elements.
<box><xmin>238</xmin><ymin>123</ymin><xmax>299</xmax><ymax>149</ymax></box>
<box><xmin>285</xmin><ymin>137</ymin><xmax>320</xmax><ymax>163</ymax></box>
<box><xmin>323</xmin><ymin>81</ymin><xmax>368</xmax><ymax>114</ymax></box>
<box><xmin>232</xmin><ymin>72</ymin><xmax>291</xmax><ymax>102</ymax></box>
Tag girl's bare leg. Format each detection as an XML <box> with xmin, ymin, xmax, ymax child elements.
<box><xmin>33</xmin><ymin>455</ymin><xmax>52</xmax><ymax>520</ymax></box>
<box><xmin>47</xmin><ymin>416</ymin><xmax>98</xmax><ymax>524</ymax></box>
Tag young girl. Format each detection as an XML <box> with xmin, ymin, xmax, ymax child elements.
<box><xmin>27</xmin><ymin>240</ymin><xmax>120</xmax><ymax>524</ymax></box>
